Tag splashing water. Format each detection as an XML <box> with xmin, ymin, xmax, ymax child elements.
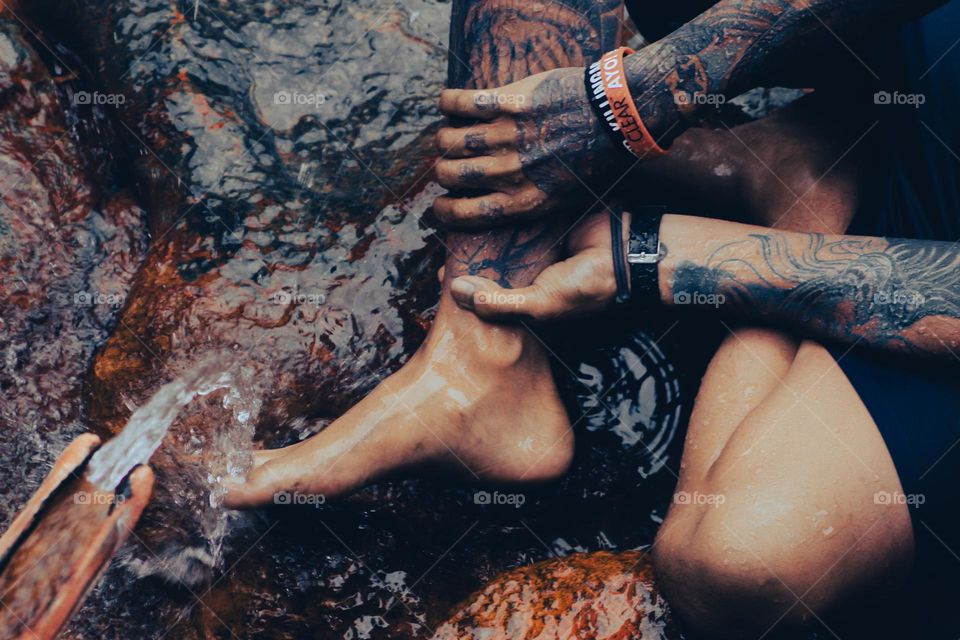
<box><xmin>85</xmin><ymin>359</ymin><xmax>235</xmax><ymax>491</ymax></box>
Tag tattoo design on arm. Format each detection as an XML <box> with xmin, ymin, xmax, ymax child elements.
<box><xmin>626</xmin><ymin>0</ymin><xmax>946</xmax><ymax>146</ymax></box>
<box><xmin>443</xmin><ymin>0</ymin><xmax>622</xmax><ymax>287</ymax></box>
<box><xmin>670</xmin><ymin>232</ymin><xmax>960</xmax><ymax>355</ymax></box>
<box><xmin>515</xmin><ymin>68</ymin><xmax>616</xmax><ymax>197</ymax></box>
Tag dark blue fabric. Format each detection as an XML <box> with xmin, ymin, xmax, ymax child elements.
<box><xmin>833</xmin><ymin>0</ymin><xmax>960</xmax><ymax>574</ymax></box>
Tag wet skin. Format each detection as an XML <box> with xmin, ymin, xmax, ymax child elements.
<box><xmin>432</xmin><ymin>0</ymin><xmax>946</xmax><ymax>226</ymax></box>
<box><xmin>423</xmin><ymin>0</ymin><xmax>957</xmax><ymax>633</ymax></box>
<box><xmin>224</xmin><ymin>0</ymin><xmax>625</xmax><ymax>508</ymax></box>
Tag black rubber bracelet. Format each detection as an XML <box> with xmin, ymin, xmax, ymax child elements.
<box><xmin>609</xmin><ymin>207</ymin><xmax>630</xmax><ymax>303</ymax></box>
<box><xmin>584</xmin><ymin>63</ymin><xmax>633</xmax><ymax>161</ymax></box>
<box><xmin>625</xmin><ymin>205</ymin><xmax>667</xmax><ymax>307</ymax></box>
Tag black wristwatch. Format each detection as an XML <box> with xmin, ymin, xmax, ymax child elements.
<box><xmin>611</xmin><ymin>205</ymin><xmax>666</xmax><ymax>306</ymax></box>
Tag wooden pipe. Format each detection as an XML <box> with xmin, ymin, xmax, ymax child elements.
<box><xmin>0</xmin><ymin>434</ymin><xmax>153</xmax><ymax>640</ymax></box>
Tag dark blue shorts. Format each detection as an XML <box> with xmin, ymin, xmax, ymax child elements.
<box><xmin>832</xmin><ymin>0</ymin><xmax>960</xmax><ymax>574</ymax></box>
<box><xmin>829</xmin><ymin>345</ymin><xmax>960</xmax><ymax>572</ymax></box>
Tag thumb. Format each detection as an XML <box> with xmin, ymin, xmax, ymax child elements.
<box><xmin>449</xmin><ymin>275</ymin><xmax>566</xmax><ymax>322</ymax></box>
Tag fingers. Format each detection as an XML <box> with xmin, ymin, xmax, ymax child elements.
<box><xmin>449</xmin><ymin>275</ymin><xmax>568</xmax><ymax>322</ymax></box>
<box><xmin>433</xmin><ymin>187</ymin><xmax>547</xmax><ymax>228</ymax></box>
<box><xmin>439</xmin><ymin>88</ymin><xmax>523</xmax><ymax>120</ymax></box>
<box><xmin>435</xmin><ymin>122</ymin><xmax>515</xmax><ymax>158</ymax></box>
<box><xmin>434</xmin><ymin>154</ymin><xmax>522</xmax><ymax>191</ymax></box>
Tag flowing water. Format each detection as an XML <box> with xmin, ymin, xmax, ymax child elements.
<box><xmin>86</xmin><ymin>360</ymin><xmax>235</xmax><ymax>492</ymax></box>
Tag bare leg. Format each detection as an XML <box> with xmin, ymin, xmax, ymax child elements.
<box><xmin>225</xmin><ymin>0</ymin><xmax>624</xmax><ymax>507</ymax></box>
<box><xmin>630</xmin><ymin>93</ymin><xmax>868</xmax><ymax>234</ymax></box>
<box><xmin>651</xmin><ymin>110</ymin><xmax>912</xmax><ymax>634</ymax></box>
<box><xmin>225</xmin><ymin>2</ymin><xmax>873</xmax><ymax>510</ymax></box>
<box><xmin>654</xmin><ymin>336</ymin><xmax>913</xmax><ymax>637</ymax></box>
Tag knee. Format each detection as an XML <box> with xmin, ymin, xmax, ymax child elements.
<box><xmin>654</xmin><ymin>500</ymin><xmax>820</xmax><ymax>638</ymax></box>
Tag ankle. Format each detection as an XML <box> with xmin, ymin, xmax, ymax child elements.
<box><xmin>422</xmin><ymin>296</ymin><xmax>549</xmax><ymax>371</ymax></box>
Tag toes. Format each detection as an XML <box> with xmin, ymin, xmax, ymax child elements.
<box><xmin>222</xmin><ymin>461</ymin><xmax>281</xmax><ymax>508</ymax></box>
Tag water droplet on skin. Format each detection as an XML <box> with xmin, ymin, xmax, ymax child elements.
<box><xmin>446</xmin><ymin>387</ymin><xmax>469</xmax><ymax>408</ymax></box>
<box><xmin>822</xmin><ymin>526</ymin><xmax>835</xmax><ymax>537</ymax></box>
<box><xmin>713</xmin><ymin>163</ymin><xmax>734</xmax><ymax>177</ymax></box>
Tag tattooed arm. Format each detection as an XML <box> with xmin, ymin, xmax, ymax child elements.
<box><xmin>658</xmin><ymin>215</ymin><xmax>960</xmax><ymax>356</ymax></box>
<box><xmin>625</xmin><ymin>0</ymin><xmax>946</xmax><ymax>147</ymax></box>
<box><xmin>434</xmin><ymin>0</ymin><xmax>945</xmax><ymax>227</ymax></box>
<box><xmin>441</xmin><ymin>0</ymin><xmax>623</xmax><ymax>288</ymax></box>
<box><xmin>450</xmin><ymin>213</ymin><xmax>960</xmax><ymax>358</ymax></box>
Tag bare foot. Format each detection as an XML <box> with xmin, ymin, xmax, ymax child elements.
<box><xmin>224</xmin><ymin>296</ymin><xmax>573</xmax><ymax>507</ymax></box>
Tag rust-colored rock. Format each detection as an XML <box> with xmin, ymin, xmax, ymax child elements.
<box><xmin>433</xmin><ymin>551</ymin><xmax>678</xmax><ymax>640</ymax></box>
<box><xmin>0</xmin><ymin>15</ymin><xmax>146</xmax><ymax>525</ymax></box>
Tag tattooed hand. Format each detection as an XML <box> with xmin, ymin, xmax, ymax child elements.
<box><xmin>434</xmin><ymin>67</ymin><xmax>618</xmax><ymax>229</ymax></box>
<box><xmin>449</xmin><ymin>211</ymin><xmax>618</xmax><ymax>321</ymax></box>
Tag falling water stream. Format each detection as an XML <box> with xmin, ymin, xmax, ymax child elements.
<box><xmin>85</xmin><ymin>361</ymin><xmax>234</xmax><ymax>492</ymax></box>
<box><xmin>0</xmin><ymin>358</ymin><xmax>262</xmax><ymax>638</ymax></box>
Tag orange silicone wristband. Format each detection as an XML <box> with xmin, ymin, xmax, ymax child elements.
<box><xmin>598</xmin><ymin>47</ymin><xmax>666</xmax><ymax>158</ymax></box>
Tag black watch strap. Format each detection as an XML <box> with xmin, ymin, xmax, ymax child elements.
<box><xmin>611</xmin><ymin>205</ymin><xmax>666</xmax><ymax>306</ymax></box>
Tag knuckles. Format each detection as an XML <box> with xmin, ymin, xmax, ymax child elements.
<box><xmin>434</xmin><ymin>161</ymin><xmax>459</xmax><ymax>186</ymax></box>
<box><xmin>435</xmin><ymin>128</ymin><xmax>456</xmax><ymax>152</ymax></box>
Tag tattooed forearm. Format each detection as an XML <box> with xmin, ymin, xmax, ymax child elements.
<box><xmin>443</xmin><ymin>0</ymin><xmax>622</xmax><ymax>286</ymax></box>
<box><xmin>667</xmin><ymin>229</ymin><xmax>960</xmax><ymax>355</ymax></box>
<box><xmin>626</xmin><ymin>0</ymin><xmax>947</xmax><ymax>146</ymax></box>
<box><xmin>448</xmin><ymin>0</ymin><xmax>620</xmax><ymax>89</ymax></box>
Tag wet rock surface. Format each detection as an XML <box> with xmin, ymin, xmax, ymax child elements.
<box><xmin>43</xmin><ymin>0</ymin><xmax>450</xmax><ymax>584</ymax></box>
<box><xmin>432</xmin><ymin>550</ymin><xmax>676</xmax><ymax>640</ymax></box>
<box><xmin>0</xmin><ymin>14</ymin><xmax>146</xmax><ymax>528</ymax></box>
<box><xmin>3</xmin><ymin>2</ymin><xmax>713</xmax><ymax>638</ymax></box>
